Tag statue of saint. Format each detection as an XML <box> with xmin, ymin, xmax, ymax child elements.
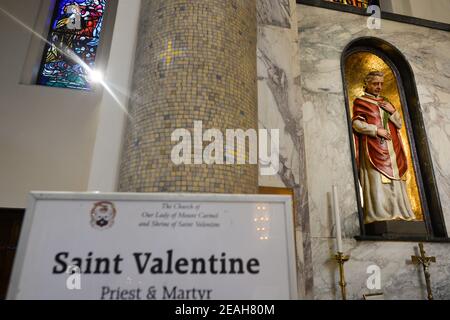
<box><xmin>352</xmin><ymin>71</ymin><xmax>416</xmax><ymax>224</ymax></box>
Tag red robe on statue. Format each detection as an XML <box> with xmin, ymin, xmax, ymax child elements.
<box><xmin>352</xmin><ymin>95</ymin><xmax>408</xmax><ymax>180</ymax></box>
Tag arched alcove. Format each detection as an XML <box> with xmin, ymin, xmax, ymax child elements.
<box><xmin>341</xmin><ymin>37</ymin><xmax>447</xmax><ymax>240</ymax></box>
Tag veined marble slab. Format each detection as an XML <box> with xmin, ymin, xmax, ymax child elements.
<box><xmin>257</xmin><ymin>0</ymin><xmax>291</xmax><ymax>28</ymax></box>
<box><xmin>257</xmin><ymin>0</ymin><xmax>312</xmax><ymax>298</ymax></box>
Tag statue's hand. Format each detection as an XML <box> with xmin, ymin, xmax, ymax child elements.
<box><xmin>377</xmin><ymin>128</ymin><xmax>392</xmax><ymax>140</ymax></box>
<box><xmin>380</xmin><ymin>101</ymin><xmax>396</xmax><ymax>114</ymax></box>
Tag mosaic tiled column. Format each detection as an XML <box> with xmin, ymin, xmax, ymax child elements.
<box><xmin>118</xmin><ymin>0</ymin><xmax>258</xmax><ymax>193</ymax></box>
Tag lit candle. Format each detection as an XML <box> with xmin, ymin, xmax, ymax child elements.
<box><xmin>332</xmin><ymin>185</ymin><xmax>343</xmax><ymax>253</ymax></box>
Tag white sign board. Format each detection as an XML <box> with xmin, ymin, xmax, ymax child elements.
<box><xmin>8</xmin><ymin>192</ymin><xmax>297</xmax><ymax>300</ymax></box>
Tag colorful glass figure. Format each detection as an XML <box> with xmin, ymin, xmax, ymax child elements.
<box><xmin>326</xmin><ymin>0</ymin><xmax>370</xmax><ymax>8</ymax></box>
<box><xmin>37</xmin><ymin>0</ymin><xmax>107</xmax><ymax>90</ymax></box>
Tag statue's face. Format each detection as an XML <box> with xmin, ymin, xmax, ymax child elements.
<box><xmin>366</xmin><ymin>76</ymin><xmax>384</xmax><ymax>96</ymax></box>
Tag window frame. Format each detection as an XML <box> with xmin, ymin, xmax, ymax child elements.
<box><xmin>296</xmin><ymin>0</ymin><xmax>450</xmax><ymax>32</ymax></box>
<box><xmin>33</xmin><ymin>0</ymin><xmax>118</xmax><ymax>91</ymax></box>
<box><xmin>297</xmin><ymin>0</ymin><xmax>378</xmax><ymax>15</ymax></box>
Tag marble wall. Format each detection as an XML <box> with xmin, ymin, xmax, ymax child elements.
<box><xmin>297</xmin><ymin>4</ymin><xmax>450</xmax><ymax>299</ymax></box>
<box><xmin>257</xmin><ymin>0</ymin><xmax>312</xmax><ymax>298</ymax></box>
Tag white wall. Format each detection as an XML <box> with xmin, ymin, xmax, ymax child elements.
<box><xmin>0</xmin><ymin>0</ymin><xmax>140</xmax><ymax>208</ymax></box>
<box><xmin>0</xmin><ymin>0</ymin><xmax>99</xmax><ymax>208</ymax></box>
<box><xmin>87</xmin><ymin>0</ymin><xmax>141</xmax><ymax>192</ymax></box>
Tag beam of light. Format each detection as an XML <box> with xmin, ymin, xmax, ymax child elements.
<box><xmin>89</xmin><ymin>70</ymin><xmax>104</xmax><ymax>83</ymax></box>
<box><xmin>0</xmin><ymin>6</ymin><xmax>132</xmax><ymax>120</ymax></box>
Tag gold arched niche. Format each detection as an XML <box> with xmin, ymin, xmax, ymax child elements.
<box><xmin>344</xmin><ymin>51</ymin><xmax>423</xmax><ymax>221</ymax></box>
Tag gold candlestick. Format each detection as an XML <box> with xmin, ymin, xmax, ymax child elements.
<box><xmin>335</xmin><ymin>252</ymin><xmax>350</xmax><ymax>300</ymax></box>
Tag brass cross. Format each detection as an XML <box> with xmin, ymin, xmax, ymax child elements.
<box><xmin>411</xmin><ymin>243</ymin><xmax>436</xmax><ymax>300</ymax></box>
<box><xmin>160</xmin><ymin>40</ymin><xmax>184</xmax><ymax>66</ymax></box>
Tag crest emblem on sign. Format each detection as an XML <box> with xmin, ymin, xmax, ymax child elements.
<box><xmin>90</xmin><ymin>201</ymin><xmax>117</xmax><ymax>230</ymax></box>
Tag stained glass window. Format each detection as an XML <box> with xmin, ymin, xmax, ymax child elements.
<box><xmin>326</xmin><ymin>0</ymin><xmax>370</xmax><ymax>9</ymax></box>
<box><xmin>37</xmin><ymin>0</ymin><xmax>107</xmax><ymax>90</ymax></box>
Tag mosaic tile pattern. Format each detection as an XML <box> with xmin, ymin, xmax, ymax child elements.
<box><xmin>119</xmin><ymin>0</ymin><xmax>258</xmax><ymax>194</ymax></box>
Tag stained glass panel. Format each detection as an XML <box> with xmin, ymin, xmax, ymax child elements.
<box><xmin>326</xmin><ymin>0</ymin><xmax>370</xmax><ymax>9</ymax></box>
<box><xmin>37</xmin><ymin>0</ymin><xmax>107</xmax><ymax>90</ymax></box>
